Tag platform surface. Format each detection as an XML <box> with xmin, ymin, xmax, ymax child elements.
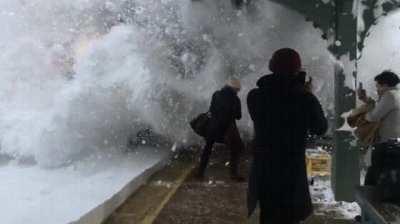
<box><xmin>0</xmin><ymin>147</ymin><xmax>170</xmax><ymax>224</ymax></box>
<box><xmin>106</xmin><ymin>147</ymin><xmax>358</xmax><ymax>224</ymax></box>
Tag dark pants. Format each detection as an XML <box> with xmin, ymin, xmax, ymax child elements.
<box><xmin>259</xmin><ymin>204</ymin><xmax>299</xmax><ymax>224</ymax></box>
<box><xmin>198</xmin><ymin>123</ymin><xmax>244</xmax><ymax>176</ymax></box>
<box><xmin>364</xmin><ymin>142</ymin><xmax>400</xmax><ymax>185</ymax></box>
<box><xmin>364</xmin><ymin>146</ymin><xmax>385</xmax><ymax>186</ymax></box>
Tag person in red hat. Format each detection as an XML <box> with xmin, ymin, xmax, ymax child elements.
<box><xmin>247</xmin><ymin>48</ymin><xmax>327</xmax><ymax>224</ymax></box>
<box><xmin>269</xmin><ymin>48</ymin><xmax>302</xmax><ymax>75</ymax></box>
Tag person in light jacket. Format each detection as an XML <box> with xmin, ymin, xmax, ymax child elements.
<box><xmin>358</xmin><ymin>71</ymin><xmax>400</xmax><ymax>185</ymax></box>
<box><xmin>359</xmin><ymin>71</ymin><xmax>400</xmax><ymax>142</ymax></box>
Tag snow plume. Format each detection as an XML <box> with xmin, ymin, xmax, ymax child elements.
<box><xmin>0</xmin><ymin>0</ymin><xmax>334</xmax><ymax>168</ymax></box>
<box><xmin>181</xmin><ymin>0</ymin><xmax>335</xmax><ymax>128</ymax></box>
<box><xmin>358</xmin><ymin>9</ymin><xmax>400</xmax><ymax>98</ymax></box>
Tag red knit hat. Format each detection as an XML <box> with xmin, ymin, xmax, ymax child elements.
<box><xmin>269</xmin><ymin>48</ymin><xmax>302</xmax><ymax>75</ymax></box>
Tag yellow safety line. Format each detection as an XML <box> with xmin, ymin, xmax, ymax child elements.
<box><xmin>140</xmin><ymin>165</ymin><xmax>195</xmax><ymax>224</ymax></box>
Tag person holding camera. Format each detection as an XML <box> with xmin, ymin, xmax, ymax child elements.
<box><xmin>357</xmin><ymin>71</ymin><xmax>400</xmax><ymax>187</ymax></box>
<box><xmin>247</xmin><ymin>48</ymin><xmax>327</xmax><ymax>224</ymax></box>
<box><xmin>358</xmin><ymin>71</ymin><xmax>400</xmax><ymax>143</ymax></box>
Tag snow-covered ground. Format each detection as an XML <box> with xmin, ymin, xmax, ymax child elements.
<box><xmin>307</xmin><ymin>148</ymin><xmax>361</xmax><ymax>220</ymax></box>
<box><xmin>311</xmin><ymin>177</ymin><xmax>361</xmax><ymax>220</ymax></box>
<box><xmin>0</xmin><ymin>147</ymin><xmax>170</xmax><ymax>224</ymax></box>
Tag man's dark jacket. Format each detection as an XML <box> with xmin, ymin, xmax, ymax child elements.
<box><xmin>247</xmin><ymin>74</ymin><xmax>327</xmax><ymax>223</ymax></box>
<box><xmin>207</xmin><ymin>86</ymin><xmax>241</xmax><ymax>142</ymax></box>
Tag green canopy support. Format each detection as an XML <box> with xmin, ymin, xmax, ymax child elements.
<box><xmin>330</xmin><ymin>0</ymin><xmax>359</xmax><ymax>202</ymax></box>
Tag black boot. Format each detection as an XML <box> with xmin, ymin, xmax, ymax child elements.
<box><xmin>196</xmin><ymin>140</ymin><xmax>213</xmax><ymax>180</ymax></box>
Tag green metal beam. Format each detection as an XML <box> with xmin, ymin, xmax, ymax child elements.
<box><xmin>331</xmin><ymin>0</ymin><xmax>360</xmax><ymax>202</ymax></box>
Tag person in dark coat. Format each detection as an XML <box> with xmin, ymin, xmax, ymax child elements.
<box><xmin>196</xmin><ymin>78</ymin><xmax>245</xmax><ymax>181</ymax></box>
<box><xmin>247</xmin><ymin>48</ymin><xmax>328</xmax><ymax>224</ymax></box>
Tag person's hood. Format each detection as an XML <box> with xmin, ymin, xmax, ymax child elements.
<box><xmin>256</xmin><ymin>73</ymin><xmax>293</xmax><ymax>88</ymax></box>
<box><xmin>256</xmin><ymin>74</ymin><xmax>275</xmax><ymax>88</ymax></box>
<box><xmin>256</xmin><ymin>73</ymin><xmax>305</xmax><ymax>93</ymax></box>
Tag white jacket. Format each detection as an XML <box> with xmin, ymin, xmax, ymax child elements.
<box><xmin>366</xmin><ymin>88</ymin><xmax>400</xmax><ymax>142</ymax></box>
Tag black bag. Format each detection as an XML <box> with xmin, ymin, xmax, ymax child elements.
<box><xmin>190</xmin><ymin>112</ymin><xmax>211</xmax><ymax>138</ymax></box>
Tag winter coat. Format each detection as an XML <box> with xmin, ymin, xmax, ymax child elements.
<box><xmin>247</xmin><ymin>74</ymin><xmax>327</xmax><ymax>223</ymax></box>
<box><xmin>206</xmin><ymin>86</ymin><xmax>242</xmax><ymax>143</ymax></box>
<box><xmin>365</xmin><ymin>88</ymin><xmax>400</xmax><ymax>142</ymax></box>
<box><xmin>347</xmin><ymin>104</ymin><xmax>380</xmax><ymax>146</ymax></box>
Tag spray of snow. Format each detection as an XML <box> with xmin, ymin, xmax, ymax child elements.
<box><xmin>358</xmin><ymin>9</ymin><xmax>400</xmax><ymax>98</ymax></box>
<box><xmin>0</xmin><ymin>0</ymin><xmax>335</xmax><ymax>168</ymax></box>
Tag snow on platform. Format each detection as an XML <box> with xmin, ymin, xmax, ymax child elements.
<box><xmin>311</xmin><ymin>177</ymin><xmax>361</xmax><ymax>220</ymax></box>
<box><xmin>0</xmin><ymin>147</ymin><xmax>171</xmax><ymax>224</ymax></box>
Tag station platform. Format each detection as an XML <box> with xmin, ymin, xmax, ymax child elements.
<box><xmin>104</xmin><ymin>146</ymin><xmax>356</xmax><ymax>224</ymax></box>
